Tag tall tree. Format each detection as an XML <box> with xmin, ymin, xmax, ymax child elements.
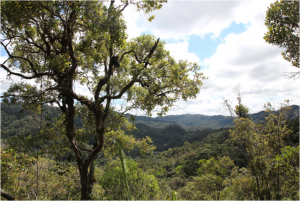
<box><xmin>264</xmin><ymin>0</ymin><xmax>299</xmax><ymax>78</ymax></box>
<box><xmin>1</xmin><ymin>1</ymin><xmax>206</xmax><ymax>200</ymax></box>
<box><xmin>230</xmin><ymin>100</ymin><xmax>295</xmax><ymax>200</ymax></box>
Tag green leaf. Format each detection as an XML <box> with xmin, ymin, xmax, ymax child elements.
<box><xmin>172</xmin><ymin>190</ymin><xmax>177</xmax><ymax>200</ymax></box>
<box><xmin>148</xmin><ymin>15</ymin><xmax>155</xmax><ymax>22</ymax></box>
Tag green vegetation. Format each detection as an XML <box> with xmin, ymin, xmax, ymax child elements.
<box><xmin>1</xmin><ymin>89</ymin><xmax>299</xmax><ymax>200</ymax></box>
<box><xmin>95</xmin><ymin>159</ymin><xmax>159</xmax><ymax>200</ymax></box>
<box><xmin>1</xmin><ymin>0</ymin><xmax>299</xmax><ymax>200</ymax></box>
<box><xmin>264</xmin><ymin>0</ymin><xmax>299</xmax><ymax>79</ymax></box>
<box><xmin>1</xmin><ymin>1</ymin><xmax>206</xmax><ymax>199</ymax></box>
<box><xmin>1</xmin><ymin>101</ymin><xmax>298</xmax><ymax>200</ymax></box>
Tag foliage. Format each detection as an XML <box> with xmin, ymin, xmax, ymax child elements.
<box><xmin>133</xmin><ymin>114</ymin><xmax>234</xmax><ymax>130</ymax></box>
<box><xmin>96</xmin><ymin>159</ymin><xmax>159</xmax><ymax>200</ymax></box>
<box><xmin>1</xmin><ymin>148</ymin><xmax>27</xmax><ymax>198</ymax></box>
<box><xmin>179</xmin><ymin>156</ymin><xmax>235</xmax><ymax>200</ymax></box>
<box><xmin>274</xmin><ymin>145</ymin><xmax>299</xmax><ymax>199</ymax></box>
<box><xmin>1</xmin><ymin>0</ymin><xmax>207</xmax><ymax>199</ymax></box>
<box><xmin>1</xmin><ymin>100</ymin><xmax>298</xmax><ymax>200</ymax></box>
<box><xmin>285</xmin><ymin>117</ymin><xmax>299</xmax><ymax>146</ymax></box>
<box><xmin>126</xmin><ymin>123</ymin><xmax>189</xmax><ymax>152</ymax></box>
<box><xmin>230</xmin><ymin>100</ymin><xmax>298</xmax><ymax>200</ymax></box>
<box><xmin>1</xmin><ymin>148</ymin><xmax>80</xmax><ymax>200</ymax></box>
<box><xmin>264</xmin><ymin>0</ymin><xmax>299</xmax><ymax>69</ymax></box>
<box><xmin>172</xmin><ymin>190</ymin><xmax>178</xmax><ymax>200</ymax></box>
<box><xmin>176</xmin><ymin>101</ymin><xmax>298</xmax><ymax>200</ymax></box>
<box><xmin>222</xmin><ymin>167</ymin><xmax>257</xmax><ymax>200</ymax></box>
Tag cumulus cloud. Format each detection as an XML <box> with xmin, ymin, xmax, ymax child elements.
<box><xmin>162</xmin><ymin>0</ymin><xmax>300</xmax><ymax>116</ymax></box>
<box><xmin>125</xmin><ymin>0</ymin><xmax>275</xmax><ymax>41</ymax></box>
<box><xmin>2</xmin><ymin>0</ymin><xmax>299</xmax><ymax>117</ymax></box>
<box><xmin>196</xmin><ymin>29</ymin><xmax>299</xmax><ymax>114</ymax></box>
<box><xmin>117</xmin><ymin>0</ymin><xmax>300</xmax><ymax>116</ymax></box>
<box><xmin>122</xmin><ymin>5</ymin><xmax>147</xmax><ymax>40</ymax></box>
<box><xmin>165</xmin><ymin>41</ymin><xmax>200</xmax><ymax>63</ymax></box>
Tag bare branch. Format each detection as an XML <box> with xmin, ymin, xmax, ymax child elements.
<box><xmin>283</xmin><ymin>71</ymin><xmax>300</xmax><ymax>80</ymax></box>
<box><xmin>223</xmin><ymin>99</ymin><xmax>235</xmax><ymax>121</ymax></box>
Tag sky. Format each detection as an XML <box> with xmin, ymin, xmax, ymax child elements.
<box><xmin>121</xmin><ymin>0</ymin><xmax>300</xmax><ymax>116</ymax></box>
<box><xmin>1</xmin><ymin>0</ymin><xmax>299</xmax><ymax>117</ymax></box>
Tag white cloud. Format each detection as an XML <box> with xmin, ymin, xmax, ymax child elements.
<box><xmin>2</xmin><ymin>0</ymin><xmax>299</xmax><ymax>118</ymax></box>
<box><xmin>190</xmin><ymin>27</ymin><xmax>298</xmax><ymax>114</ymax></box>
<box><xmin>0</xmin><ymin>55</ymin><xmax>12</xmax><ymax>94</ymax></box>
<box><xmin>122</xmin><ymin>6</ymin><xmax>147</xmax><ymax>40</ymax></box>
<box><xmin>0</xmin><ymin>55</ymin><xmax>8</xmax><ymax>63</ymax></box>
<box><xmin>165</xmin><ymin>41</ymin><xmax>200</xmax><ymax>63</ymax></box>
<box><xmin>116</xmin><ymin>0</ymin><xmax>300</xmax><ymax>117</ymax></box>
<box><xmin>125</xmin><ymin>0</ymin><xmax>274</xmax><ymax>41</ymax></box>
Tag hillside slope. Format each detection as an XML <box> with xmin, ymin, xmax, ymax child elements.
<box><xmin>130</xmin><ymin>105</ymin><xmax>299</xmax><ymax>130</ymax></box>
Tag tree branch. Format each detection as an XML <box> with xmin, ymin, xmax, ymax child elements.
<box><xmin>119</xmin><ymin>1</ymin><xmax>129</xmax><ymax>12</ymax></box>
<box><xmin>1</xmin><ymin>188</ymin><xmax>15</xmax><ymax>200</ymax></box>
<box><xmin>0</xmin><ymin>86</ymin><xmax>59</xmax><ymax>99</ymax></box>
<box><xmin>119</xmin><ymin>50</ymin><xmax>134</xmax><ymax>62</ymax></box>
<box><xmin>104</xmin><ymin>79</ymin><xmax>136</xmax><ymax>100</ymax></box>
<box><xmin>1</xmin><ymin>41</ymin><xmax>38</xmax><ymax>74</ymax></box>
<box><xmin>144</xmin><ymin>38</ymin><xmax>160</xmax><ymax>68</ymax></box>
<box><xmin>1</xmin><ymin>64</ymin><xmax>55</xmax><ymax>79</ymax></box>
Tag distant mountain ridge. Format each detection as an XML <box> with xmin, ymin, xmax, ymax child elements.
<box><xmin>128</xmin><ymin>105</ymin><xmax>299</xmax><ymax>130</ymax></box>
<box><xmin>1</xmin><ymin>102</ymin><xmax>298</xmax><ymax>153</ymax></box>
<box><xmin>2</xmin><ymin>102</ymin><xmax>298</xmax><ymax>133</ymax></box>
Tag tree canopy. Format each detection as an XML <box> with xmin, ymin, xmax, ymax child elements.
<box><xmin>1</xmin><ymin>1</ymin><xmax>206</xmax><ymax>199</ymax></box>
<box><xmin>264</xmin><ymin>0</ymin><xmax>299</xmax><ymax>73</ymax></box>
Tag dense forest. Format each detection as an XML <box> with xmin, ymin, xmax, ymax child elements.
<box><xmin>1</xmin><ymin>0</ymin><xmax>299</xmax><ymax>200</ymax></box>
<box><xmin>1</xmin><ymin>101</ymin><xmax>299</xmax><ymax>200</ymax></box>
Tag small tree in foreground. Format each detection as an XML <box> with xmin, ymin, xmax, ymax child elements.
<box><xmin>1</xmin><ymin>1</ymin><xmax>206</xmax><ymax>199</ymax></box>
<box><xmin>96</xmin><ymin>159</ymin><xmax>159</xmax><ymax>200</ymax></box>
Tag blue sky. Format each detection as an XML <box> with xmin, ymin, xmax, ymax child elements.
<box><xmin>1</xmin><ymin>0</ymin><xmax>299</xmax><ymax>116</ymax></box>
<box><xmin>187</xmin><ymin>22</ymin><xmax>247</xmax><ymax>68</ymax></box>
<box><xmin>121</xmin><ymin>0</ymin><xmax>299</xmax><ymax>116</ymax></box>
<box><xmin>1</xmin><ymin>47</ymin><xmax>5</xmax><ymax>57</ymax></box>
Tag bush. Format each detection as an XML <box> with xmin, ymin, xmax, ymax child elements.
<box><xmin>96</xmin><ymin>159</ymin><xmax>159</xmax><ymax>200</ymax></box>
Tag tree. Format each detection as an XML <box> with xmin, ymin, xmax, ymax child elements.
<box><xmin>1</xmin><ymin>1</ymin><xmax>206</xmax><ymax>199</ymax></box>
<box><xmin>230</xmin><ymin>100</ymin><xmax>296</xmax><ymax>200</ymax></box>
<box><xmin>1</xmin><ymin>147</ymin><xmax>81</xmax><ymax>200</ymax></box>
<box><xmin>179</xmin><ymin>156</ymin><xmax>235</xmax><ymax>200</ymax></box>
<box><xmin>223</xmin><ymin>85</ymin><xmax>249</xmax><ymax>120</ymax></box>
<box><xmin>264</xmin><ymin>0</ymin><xmax>299</xmax><ymax>78</ymax></box>
<box><xmin>96</xmin><ymin>159</ymin><xmax>159</xmax><ymax>200</ymax></box>
<box><xmin>274</xmin><ymin>145</ymin><xmax>299</xmax><ymax>199</ymax></box>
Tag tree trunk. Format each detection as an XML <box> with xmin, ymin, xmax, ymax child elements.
<box><xmin>1</xmin><ymin>188</ymin><xmax>15</xmax><ymax>200</ymax></box>
<box><xmin>78</xmin><ymin>154</ymin><xmax>96</xmax><ymax>200</ymax></box>
<box><xmin>79</xmin><ymin>165</ymin><xmax>91</xmax><ymax>200</ymax></box>
<box><xmin>255</xmin><ymin>176</ymin><xmax>264</xmax><ymax>200</ymax></box>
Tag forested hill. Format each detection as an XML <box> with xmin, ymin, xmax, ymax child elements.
<box><xmin>2</xmin><ymin>102</ymin><xmax>299</xmax><ymax>152</ymax></box>
<box><xmin>0</xmin><ymin>102</ymin><xmax>224</xmax><ymax>151</ymax></box>
<box><xmin>125</xmin><ymin>123</ymin><xmax>224</xmax><ymax>152</ymax></box>
<box><xmin>2</xmin><ymin>102</ymin><xmax>299</xmax><ymax>126</ymax></box>
<box><xmin>128</xmin><ymin>104</ymin><xmax>299</xmax><ymax>130</ymax></box>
